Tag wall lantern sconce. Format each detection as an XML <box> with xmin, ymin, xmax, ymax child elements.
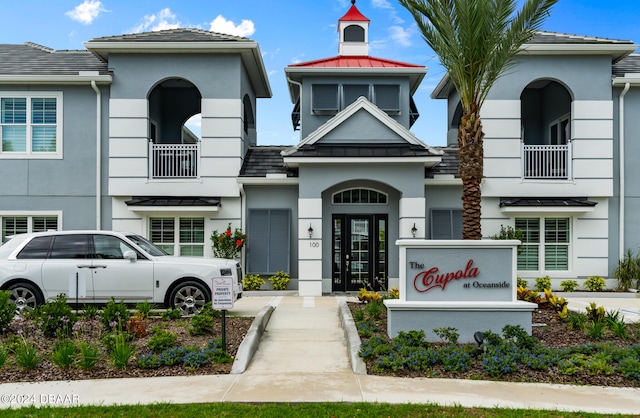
<box><xmin>308</xmin><ymin>224</ymin><xmax>314</xmax><ymax>239</ymax></box>
<box><xmin>411</xmin><ymin>223</ymin><xmax>418</xmax><ymax>238</ymax></box>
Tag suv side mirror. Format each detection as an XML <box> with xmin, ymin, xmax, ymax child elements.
<box><xmin>123</xmin><ymin>250</ymin><xmax>137</xmax><ymax>261</ymax></box>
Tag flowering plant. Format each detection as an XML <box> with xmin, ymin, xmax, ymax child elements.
<box><xmin>211</xmin><ymin>223</ymin><xmax>246</xmax><ymax>259</ymax></box>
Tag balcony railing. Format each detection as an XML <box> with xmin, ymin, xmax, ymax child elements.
<box><xmin>149</xmin><ymin>143</ymin><xmax>200</xmax><ymax>179</ymax></box>
<box><xmin>521</xmin><ymin>143</ymin><xmax>571</xmax><ymax>180</ymax></box>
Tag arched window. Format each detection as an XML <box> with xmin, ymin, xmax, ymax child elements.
<box><xmin>344</xmin><ymin>25</ymin><xmax>365</xmax><ymax>42</ymax></box>
<box><xmin>333</xmin><ymin>188</ymin><xmax>387</xmax><ymax>204</ymax></box>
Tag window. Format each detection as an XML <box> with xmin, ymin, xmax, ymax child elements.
<box><xmin>16</xmin><ymin>236</ymin><xmax>52</xmax><ymax>259</ymax></box>
<box><xmin>344</xmin><ymin>25</ymin><xmax>365</xmax><ymax>42</ymax></box>
<box><xmin>430</xmin><ymin>209</ymin><xmax>462</xmax><ymax>239</ymax></box>
<box><xmin>0</xmin><ymin>93</ymin><xmax>62</xmax><ymax>158</ymax></box>
<box><xmin>93</xmin><ymin>235</ymin><xmax>136</xmax><ymax>260</ymax></box>
<box><xmin>550</xmin><ymin>114</ymin><xmax>570</xmax><ymax>145</ymax></box>
<box><xmin>1</xmin><ymin>214</ymin><xmax>59</xmax><ymax>241</ymax></box>
<box><xmin>333</xmin><ymin>188</ymin><xmax>387</xmax><ymax>204</ymax></box>
<box><xmin>516</xmin><ymin>217</ymin><xmax>570</xmax><ymax>271</ymax></box>
<box><xmin>49</xmin><ymin>234</ymin><xmax>89</xmax><ymax>259</ymax></box>
<box><xmin>343</xmin><ymin>84</ymin><xmax>370</xmax><ymax>108</ymax></box>
<box><xmin>312</xmin><ymin>84</ymin><xmax>339</xmax><ymax>112</ymax></box>
<box><xmin>373</xmin><ymin>85</ymin><xmax>400</xmax><ymax>112</ymax></box>
<box><xmin>248</xmin><ymin>209</ymin><xmax>290</xmax><ymax>274</ymax></box>
<box><xmin>149</xmin><ymin>217</ymin><xmax>204</xmax><ymax>256</ymax></box>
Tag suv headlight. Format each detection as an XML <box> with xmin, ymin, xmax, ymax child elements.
<box><xmin>220</xmin><ymin>268</ymin><xmax>232</xmax><ymax>276</ymax></box>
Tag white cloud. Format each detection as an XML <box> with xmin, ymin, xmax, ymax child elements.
<box><xmin>371</xmin><ymin>0</ymin><xmax>393</xmax><ymax>9</ymax></box>
<box><xmin>389</xmin><ymin>25</ymin><xmax>412</xmax><ymax>47</ymax></box>
<box><xmin>131</xmin><ymin>8</ymin><xmax>181</xmax><ymax>33</ymax></box>
<box><xmin>65</xmin><ymin>0</ymin><xmax>107</xmax><ymax>25</ymax></box>
<box><xmin>209</xmin><ymin>15</ymin><xmax>255</xmax><ymax>37</ymax></box>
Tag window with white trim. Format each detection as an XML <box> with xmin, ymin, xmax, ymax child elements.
<box><xmin>149</xmin><ymin>217</ymin><xmax>204</xmax><ymax>256</ymax></box>
<box><xmin>1</xmin><ymin>215</ymin><xmax>59</xmax><ymax>241</ymax></box>
<box><xmin>516</xmin><ymin>217</ymin><xmax>570</xmax><ymax>271</ymax></box>
<box><xmin>0</xmin><ymin>93</ymin><xmax>62</xmax><ymax>158</ymax></box>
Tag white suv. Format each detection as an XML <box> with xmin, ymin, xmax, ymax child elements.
<box><xmin>0</xmin><ymin>230</ymin><xmax>243</xmax><ymax>315</ymax></box>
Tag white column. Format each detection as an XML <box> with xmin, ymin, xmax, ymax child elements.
<box><xmin>298</xmin><ymin>198</ymin><xmax>323</xmax><ymax>296</ymax></box>
<box><xmin>399</xmin><ymin>197</ymin><xmax>426</xmax><ymax>239</ymax></box>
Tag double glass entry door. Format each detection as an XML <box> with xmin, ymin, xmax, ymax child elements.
<box><xmin>332</xmin><ymin>214</ymin><xmax>387</xmax><ymax>292</ymax></box>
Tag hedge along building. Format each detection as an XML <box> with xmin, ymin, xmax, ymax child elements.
<box><xmin>239</xmin><ymin>3</ymin><xmax>454</xmax><ymax>296</ymax></box>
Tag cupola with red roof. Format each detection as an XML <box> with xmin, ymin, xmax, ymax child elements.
<box><xmin>338</xmin><ymin>0</ymin><xmax>370</xmax><ymax>56</ymax></box>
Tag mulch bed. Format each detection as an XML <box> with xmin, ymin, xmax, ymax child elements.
<box><xmin>349</xmin><ymin>301</ymin><xmax>640</xmax><ymax>387</ymax></box>
<box><xmin>0</xmin><ymin>316</ymin><xmax>253</xmax><ymax>384</ymax></box>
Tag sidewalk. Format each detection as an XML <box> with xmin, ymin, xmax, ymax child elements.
<box><xmin>0</xmin><ymin>295</ymin><xmax>639</xmax><ymax>414</ymax></box>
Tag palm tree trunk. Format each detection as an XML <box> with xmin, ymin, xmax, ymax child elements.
<box><xmin>458</xmin><ymin>103</ymin><xmax>484</xmax><ymax>240</ymax></box>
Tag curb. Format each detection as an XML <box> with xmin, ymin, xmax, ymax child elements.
<box><xmin>230</xmin><ymin>304</ymin><xmax>275</xmax><ymax>374</ymax></box>
<box><xmin>338</xmin><ymin>300</ymin><xmax>367</xmax><ymax>375</ymax></box>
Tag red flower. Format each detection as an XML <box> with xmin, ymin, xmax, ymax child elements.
<box><xmin>236</xmin><ymin>239</ymin><xmax>243</xmax><ymax>247</ymax></box>
<box><xmin>225</xmin><ymin>229</ymin><xmax>232</xmax><ymax>237</ymax></box>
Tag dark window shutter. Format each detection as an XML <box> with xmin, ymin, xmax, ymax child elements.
<box><xmin>248</xmin><ymin>209</ymin><xmax>290</xmax><ymax>274</ymax></box>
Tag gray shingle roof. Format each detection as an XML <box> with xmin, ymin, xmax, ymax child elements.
<box><xmin>240</xmin><ymin>145</ymin><xmax>460</xmax><ymax>179</ymax></box>
<box><xmin>530</xmin><ymin>31</ymin><xmax>634</xmax><ymax>45</ymax></box>
<box><xmin>240</xmin><ymin>146</ymin><xmax>298</xmax><ymax>177</ymax></box>
<box><xmin>613</xmin><ymin>54</ymin><xmax>640</xmax><ymax>76</ymax></box>
<box><xmin>0</xmin><ymin>43</ymin><xmax>109</xmax><ymax>76</ymax></box>
<box><xmin>87</xmin><ymin>28</ymin><xmax>250</xmax><ymax>43</ymax></box>
<box><xmin>426</xmin><ymin>147</ymin><xmax>459</xmax><ymax>178</ymax></box>
<box><xmin>286</xmin><ymin>143</ymin><xmax>439</xmax><ymax>158</ymax></box>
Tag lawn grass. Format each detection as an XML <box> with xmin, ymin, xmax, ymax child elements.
<box><xmin>0</xmin><ymin>402</ymin><xmax>632</xmax><ymax>418</ymax></box>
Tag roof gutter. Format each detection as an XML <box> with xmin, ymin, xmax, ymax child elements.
<box><xmin>91</xmin><ymin>80</ymin><xmax>102</xmax><ymax>230</ymax></box>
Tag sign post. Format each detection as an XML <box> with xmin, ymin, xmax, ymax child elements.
<box><xmin>212</xmin><ymin>277</ymin><xmax>234</xmax><ymax>352</ymax></box>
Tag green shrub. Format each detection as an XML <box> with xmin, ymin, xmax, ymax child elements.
<box><xmin>433</xmin><ymin>327</ymin><xmax>459</xmax><ymax>345</ymax></box>
<box><xmin>189</xmin><ymin>311</ymin><xmax>214</xmax><ymax>336</ymax></box>
<box><xmin>516</xmin><ymin>276</ymin><xmax>528</xmax><ymax>289</ymax></box>
<box><xmin>14</xmin><ymin>339</ymin><xmax>40</xmax><ymax>370</ymax></box>
<box><xmin>535</xmin><ymin>276</ymin><xmax>552</xmax><ymax>292</ymax></box>
<box><xmin>51</xmin><ymin>340</ymin><xmax>77</xmax><ymax>369</ymax></box>
<box><xmin>111</xmin><ymin>332</ymin><xmax>135</xmax><ymax>369</ymax></box>
<box><xmin>148</xmin><ymin>329</ymin><xmax>178</xmax><ymax>354</ymax></box>
<box><xmin>81</xmin><ymin>304</ymin><xmax>100</xmax><ymax>319</ymax></box>
<box><xmin>584</xmin><ymin>276</ymin><xmax>607</xmax><ymax>292</ymax></box>
<box><xmin>613</xmin><ymin>249</ymin><xmax>640</xmax><ymax>291</ymax></box>
<box><xmin>365</xmin><ymin>300</ymin><xmax>383</xmax><ymax>320</ymax></box>
<box><xmin>77</xmin><ymin>342</ymin><xmax>100</xmax><ymax>370</ymax></box>
<box><xmin>162</xmin><ymin>308</ymin><xmax>183</xmax><ymax>321</ymax></box>
<box><xmin>136</xmin><ymin>353</ymin><xmax>162</xmax><ymax>369</ymax></box>
<box><xmin>268</xmin><ymin>271</ymin><xmax>290</xmax><ymax>291</ymax></box>
<box><xmin>135</xmin><ymin>301</ymin><xmax>156</xmax><ymax>319</ymax></box>
<box><xmin>242</xmin><ymin>274</ymin><xmax>265</xmax><ymax>291</ymax></box>
<box><xmin>560</xmin><ymin>279</ymin><xmax>579</xmax><ymax>292</ymax></box>
<box><xmin>35</xmin><ymin>293</ymin><xmax>77</xmax><ymax>338</ymax></box>
<box><xmin>0</xmin><ymin>345</ymin><xmax>8</xmax><ymax>369</ymax></box>
<box><xmin>101</xmin><ymin>297</ymin><xmax>131</xmax><ymax>330</ymax></box>
<box><xmin>0</xmin><ymin>290</ymin><xmax>17</xmax><ymax>330</ymax></box>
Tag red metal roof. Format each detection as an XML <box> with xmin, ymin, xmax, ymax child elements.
<box><xmin>289</xmin><ymin>55</ymin><xmax>424</xmax><ymax>69</ymax></box>
<box><xmin>339</xmin><ymin>5</ymin><xmax>370</xmax><ymax>22</ymax></box>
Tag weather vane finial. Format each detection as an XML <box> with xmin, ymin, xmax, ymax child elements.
<box><xmin>351</xmin><ymin>0</ymin><xmax>356</xmax><ymax>5</ymax></box>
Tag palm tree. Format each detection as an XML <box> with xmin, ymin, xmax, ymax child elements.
<box><xmin>400</xmin><ymin>0</ymin><xmax>558</xmax><ymax>239</ymax></box>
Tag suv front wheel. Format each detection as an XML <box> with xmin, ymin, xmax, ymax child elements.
<box><xmin>169</xmin><ymin>281</ymin><xmax>210</xmax><ymax>317</ymax></box>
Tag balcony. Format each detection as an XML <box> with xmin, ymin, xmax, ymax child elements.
<box><xmin>149</xmin><ymin>143</ymin><xmax>200</xmax><ymax>179</ymax></box>
<box><xmin>521</xmin><ymin>143</ymin><xmax>571</xmax><ymax>180</ymax></box>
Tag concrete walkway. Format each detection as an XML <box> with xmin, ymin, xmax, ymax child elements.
<box><xmin>0</xmin><ymin>295</ymin><xmax>639</xmax><ymax>414</ymax></box>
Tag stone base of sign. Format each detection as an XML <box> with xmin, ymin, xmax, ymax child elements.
<box><xmin>384</xmin><ymin>300</ymin><xmax>537</xmax><ymax>344</ymax></box>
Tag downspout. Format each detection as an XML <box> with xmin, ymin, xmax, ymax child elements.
<box><xmin>619</xmin><ymin>82</ymin><xmax>630</xmax><ymax>260</ymax></box>
<box><xmin>91</xmin><ymin>80</ymin><xmax>102</xmax><ymax>230</ymax></box>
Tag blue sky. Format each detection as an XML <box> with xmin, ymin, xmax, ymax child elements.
<box><xmin>1</xmin><ymin>0</ymin><xmax>638</xmax><ymax>146</ymax></box>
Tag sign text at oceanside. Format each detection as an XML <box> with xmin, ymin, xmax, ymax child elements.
<box><xmin>384</xmin><ymin>240</ymin><xmax>537</xmax><ymax>343</ymax></box>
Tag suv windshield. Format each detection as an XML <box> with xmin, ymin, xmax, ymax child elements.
<box><xmin>126</xmin><ymin>234</ymin><xmax>168</xmax><ymax>256</ymax></box>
